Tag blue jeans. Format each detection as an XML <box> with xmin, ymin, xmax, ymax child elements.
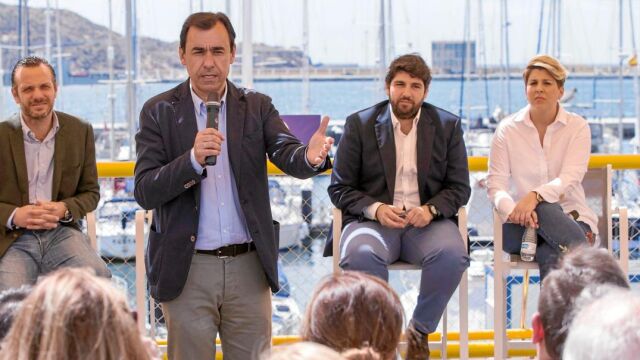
<box><xmin>502</xmin><ymin>202</ymin><xmax>590</xmax><ymax>280</ymax></box>
<box><xmin>0</xmin><ymin>225</ymin><xmax>110</xmax><ymax>291</ymax></box>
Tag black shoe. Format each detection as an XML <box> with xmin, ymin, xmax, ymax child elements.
<box><xmin>405</xmin><ymin>322</ymin><xmax>430</xmax><ymax>360</ymax></box>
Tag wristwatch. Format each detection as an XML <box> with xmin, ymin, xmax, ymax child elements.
<box><xmin>425</xmin><ymin>203</ymin><xmax>440</xmax><ymax>218</ymax></box>
<box><xmin>533</xmin><ymin>191</ymin><xmax>545</xmax><ymax>204</ymax></box>
<box><xmin>60</xmin><ymin>209</ymin><xmax>73</xmax><ymax>223</ymax></box>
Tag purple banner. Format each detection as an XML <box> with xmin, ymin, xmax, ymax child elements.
<box><xmin>281</xmin><ymin>114</ymin><xmax>320</xmax><ymax>144</ymax></box>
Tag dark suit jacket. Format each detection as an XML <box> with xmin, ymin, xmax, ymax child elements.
<box><xmin>324</xmin><ymin>100</ymin><xmax>471</xmax><ymax>256</ymax></box>
<box><xmin>0</xmin><ymin>112</ymin><xmax>100</xmax><ymax>257</ymax></box>
<box><xmin>134</xmin><ymin>80</ymin><xmax>330</xmax><ymax>302</ymax></box>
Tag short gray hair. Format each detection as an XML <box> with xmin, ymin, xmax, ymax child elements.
<box><xmin>563</xmin><ymin>287</ymin><xmax>640</xmax><ymax>360</ymax></box>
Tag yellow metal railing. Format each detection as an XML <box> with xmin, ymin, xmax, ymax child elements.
<box><xmin>97</xmin><ymin>154</ymin><xmax>640</xmax><ymax>177</ymax></box>
<box><xmin>153</xmin><ymin>329</ymin><xmax>536</xmax><ymax>359</ymax></box>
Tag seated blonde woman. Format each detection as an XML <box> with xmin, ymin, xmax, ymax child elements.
<box><xmin>301</xmin><ymin>271</ymin><xmax>404</xmax><ymax>360</ymax></box>
<box><xmin>0</xmin><ymin>267</ymin><xmax>157</xmax><ymax>360</ymax></box>
<box><xmin>487</xmin><ymin>54</ymin><xmax>597</xmax><ymax>280</ymax></box>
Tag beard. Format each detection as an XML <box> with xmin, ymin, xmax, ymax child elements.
<box><xmin>390</xmin><ymin>97</ymin><xmax>421</xmax><ymax>120</ymax></box>
<box><xmin>22</xmin><ymin>100</ymin><xmax>54</xmax><ymax>121</ymax></box>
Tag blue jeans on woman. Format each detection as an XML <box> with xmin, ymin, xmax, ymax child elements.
<box><xmin>502</xmin><ymin>202</ymin><xmax>590</xmax><ymax>280</ymax></box>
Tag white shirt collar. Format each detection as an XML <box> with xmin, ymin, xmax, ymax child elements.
<box><xmin>516</xmin><ymin>104</ymin><xmax>569</xmax><ymax>127</ymax></box>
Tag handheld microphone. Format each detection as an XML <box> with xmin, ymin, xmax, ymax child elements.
<box><xmin>205</xmin><ymin>92</ymin><xmax>221</xmax><ymax>166</ymax></box>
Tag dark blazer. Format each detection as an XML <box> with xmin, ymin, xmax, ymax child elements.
<box><xmin>0</xmin><ymin>112</ymin><xmax>100</xmax><ymax>257</ymax></box>
<box><xmin>134</xmin><ymin>80</ymin><xmax>330</xmax><ymax>302</ymax></box>
<box><xmin>325</xmin><ymin>100</ymin><xmax>470</xmax><ymax>256</ymax></box>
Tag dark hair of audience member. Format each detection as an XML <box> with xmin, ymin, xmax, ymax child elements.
<box><xmin>0</xmin><ymin>267</ymin><xmax>151</xmax><ymax>360</ymax></box>
<box><xmin>301</xmin><ymin>271</ymin><xmax>404</xmax><ymax>360</ymax></box>
<box><xmin>0</xmin><ymin>285</ymin><xmax>31</xmax><ymax>342</ymax></box>
<box><xmin>538</xmin><ymin>246</ymin><xmax>630</xmax><ymax>359</ymax></box>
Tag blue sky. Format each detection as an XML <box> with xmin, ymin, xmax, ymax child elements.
<box><xmin>2</xmin><ymin>0</ymin><xmax>638</xmax><ymax>66</ymax></box>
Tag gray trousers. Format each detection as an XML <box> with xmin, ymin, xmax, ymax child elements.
<box><xmin>339</xmin><ymin>218</ymin><xmax>470</xmax><ymax>334</ymax></box>
<box><xmin>502</xmin><ymin>202</ymin><xmax>590</xmax><ymax>280</ymax></box>
<box><xmin>162</xmin><ymin>251</ymin><xmax>272</xmax><ymax>360</ymax></box>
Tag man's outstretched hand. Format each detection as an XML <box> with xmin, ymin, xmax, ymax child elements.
<box><xmin>306</xmin><ymin>116</ymin><xmax>335</xmax><ymax>166</ymax></box>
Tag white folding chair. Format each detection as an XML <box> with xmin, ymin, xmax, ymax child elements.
<box><xmin>492</xmin><ymin>165</ymin><xmax>629</xmax><ymax>359</ymax></box>
<box><xmin>332</xmin><ymin>207</ymin><xmax>469</xmax><ymax>360</ymax></box>
<box><xmin>134</xmin><ymin>209</ymin><xmax>153</xmax><ymax>336</ymax></box>
<box><xmin>86</xmin><ymin>211</ymin><xmax>97</xmax><ymax>250</ymax></box>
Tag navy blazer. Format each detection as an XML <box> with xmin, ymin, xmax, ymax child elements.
<box><xmin>325</xmin><ymin>100</ymin><xmax>471</xmax><ymax>256</ymax></box>
<box><xmin>134</xmin><ymin>80</ymin><xmax>330</xmax><ymax>302</ymax></box>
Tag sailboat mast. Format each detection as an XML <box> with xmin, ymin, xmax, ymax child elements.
<box><xmin>125</xmin><ymin>0</ymin><xmax>136</xmax><ymax>160</ymax></box>
<box><xmin>378</xmin><ymin>0</ymin><xmax>386</xmax><ymax>86</ymax></box>
<box><xmin>629</xmin><ymin>0</ymin><xmax>640</xmax><ymax>153</ymax></box>
<box><xmin>241</xmin><ymin>0</ymin><xmax>254</xmax><ymax>88</ymax></box>
<box><xmin>618</xmin><ymin>0</ymin><xmax>624</xmax><ymax>153</ymax></box>
<box><xmin>20</xmin><ymin>0</ymin><xmax>27</xmax><ymax>57</ymax></box>
<box><xmin>478</xmin><ymin>0</ymin><xmax>490</xmax><ymax>119</ymax></box>
<box><xmin>45</xmin><ymin>0</ymin><xmax>51</xmax><ymax>61</ymax></box>
<box><xmin>386</xmin><ymin>0</ymin><xmax>394</xmax><ymax>63</ymax></box>
<box><xmin>54</xmin><ymin>0</ymin><xmax>63</xmax><ymax>106</ymax></box>
<box><xmin>458</xmin><ymin>0</ymin><xmax>470</xmax><ymax>124</ymax></box>
<box><xmin>500</xmin><ymin>0</ymin><xmax>512</xmax><ymax>113</ymax></box>
<box><xmin>302</xmin><ymin>0</ymin><xmax>310</xmax><ymax>114</ymax></box>
<box><xmin>108</xmin><ymin>0</ymin><xmax>116</xmax><ymax>160</ymax></box>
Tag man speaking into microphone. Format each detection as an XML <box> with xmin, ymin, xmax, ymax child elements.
<box><xmin>134</xmin><ymin>12</ymin><xmax>333</xmax><ymax>360</ymax></box>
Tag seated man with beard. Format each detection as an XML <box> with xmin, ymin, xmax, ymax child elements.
<box><xmin>327</xmin><ymin>54</ymin><xmax>471</xmax><ymax>360</ymax></box>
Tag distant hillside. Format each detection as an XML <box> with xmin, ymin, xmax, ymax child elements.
<box><xmin>0</xmin><ymin>3</ymin><xmax>304</xmax><ymax>80</ymax></box>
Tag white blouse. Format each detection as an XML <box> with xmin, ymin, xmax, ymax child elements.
<box><xmin>487</xmin><ymin>104</ymin><xmax>598</xmax><ymax>234</ymax></box>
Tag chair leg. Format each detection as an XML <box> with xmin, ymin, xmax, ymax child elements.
<box><xmin>494</xmin><ymin>267</ymin><xmax>508</xmax><ymax>359</ymax></box>
<box><xmin>442</xmin><ymin>308</ymin><xmax>448</xmax><ymax>359</ymax></box>
<box><xmin>459</xmin><ymin>271</ymin><xmax>469</xmax><ymax>360</ymax></box>
<box><xmin>457</xmin><ymin>207</ymin><xmax>469</xmax><ymax>360</ymax></box>
<box><xmin>521</xmin><ymin>269</ymin><xmax>530</xmax><ymax>329</ymax></box>
<box><xmin>493</xmin><ymin>211</ymin><xmax>508</xmax><ymax>360</ymax></box>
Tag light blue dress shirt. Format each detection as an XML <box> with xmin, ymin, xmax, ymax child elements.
<box><xmin>6</xmin><ymin>113</ymin><xmax>60</xmax><ymax>229</ymax></box>
<box><xmin>189</xmin><ymin>84</ymin><xmax>252</xmax><ymax>250</ymax></box>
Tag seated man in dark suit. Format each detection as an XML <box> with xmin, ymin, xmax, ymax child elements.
<box><xmin>327</xmin><ymin>54</ymin><xmax>471</xmax><ymax>360</ymax></box>
<box><xmin>0</xmin><ymin>56</ymin><xmax>109</xmax><ymax>292</ymax></box>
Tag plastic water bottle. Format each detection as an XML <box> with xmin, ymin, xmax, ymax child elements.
<box><xmin>520</xmin><ymin>227</ymin><xmax>537</xmax><ymax>262</ymax></box>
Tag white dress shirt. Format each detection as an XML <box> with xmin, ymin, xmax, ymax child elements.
<box><xmin>487</xmin><ymin>104</ymin><xmax>597</xmax><ymax>234</ymax></box>
<box><xmin>365</xmin><ymin>106</ymin><xmax>422</xmax><ymax>219</ymax></box>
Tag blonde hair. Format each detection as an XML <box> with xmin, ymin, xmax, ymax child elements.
<box><xmin>0</xmin><ymin>268</ymin><xmax>151</xmax><ymax>360</ymax></box>
<box><xmin>264</xmin><ymin>342</ymin><xmax>345</xmax><ymax>360</ymax></box>
<box><xmin>523</xmin><ymin>54</ymin><xmax>568</xmax><ymax>87</ymax></box>
<box><xmin>301</xmin><ymin>272</ymin><xmax>404</xmax><ymax>360</ymax></box>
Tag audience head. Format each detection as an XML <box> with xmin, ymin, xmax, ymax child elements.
<box><xmin>263</xmin><ymin>342</ymin><xmax>345</xmax><ymax>360</ymax></box>
<box><xmin>0</xmin><ymin>267</ymin><xmax>151</xmax><ymax>360</ymax></box>
<box><xmin>301</xmin><ymin>271</ymin><xmax>404</xmax><ymax>360</ymax></box>
<box><xmin>532</xmin><ymin>246</ymin><xmax>630</xmax><ymax>359</ymax></box>
<box><xmin>563</xmin><ymin>287</ymin><xmax>640</xmax><ymax>360</ymax></box>
<box><xmin>0</xmin><ymin>285</ymin><xmax>31</xmax><ymax>342</ymax></box>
